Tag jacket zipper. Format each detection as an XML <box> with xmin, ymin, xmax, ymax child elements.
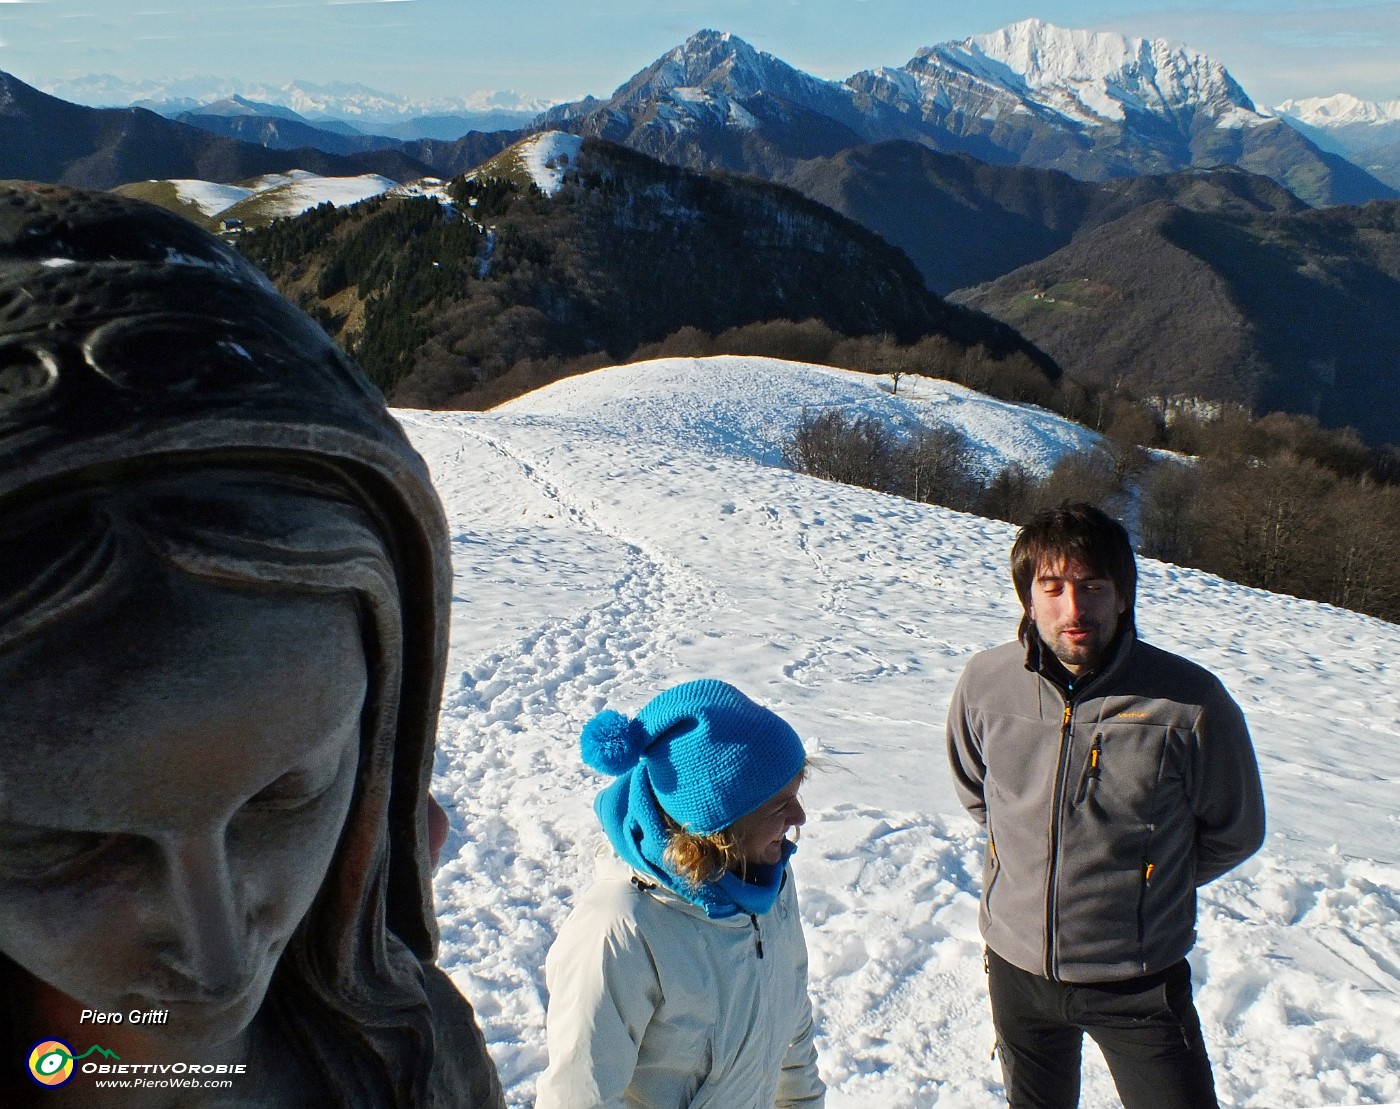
<box><xmin>1044</xmin><ymin>700</ymin><xmax>1075</xmax><ymax>980</ymax></box>
<box><xmin>1074</xmin><ymin>734</ymin><xmax>1102</xmax><ymax>804</ymax></box>
<box><xmin>1137</xmin><ymin>861</ymin><xmax>1155</xmax><ymax>946</ymax></box>
<box><xmin>748</xmin><ymin>914</ymin><xmax>765</xmax><ymax>959</ymax></box>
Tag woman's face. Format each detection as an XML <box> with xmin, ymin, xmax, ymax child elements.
<box><xmin>0</xmin><ymin>571</ymin><xmax>366</xmax><ymax>1050</ymax></box>
<box><xmin>729</xmin><ymin>771</ymin><xmax>806</xmax><ymax>868</ymax></box>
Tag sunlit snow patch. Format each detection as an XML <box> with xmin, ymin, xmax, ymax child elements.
<box><xmin>518</xmin><ymin>132</ymin><xmax>584</xmax><ymax>198</ymax></box>
<box><xmin>171</xmin><ymin>180</ymin><xmax>256</xmax><ymax>217</ymax></box>
<box><xmin>253</xmin><ymin>173</ymin><xmax>399</xmax><ymax>220</ymax></box>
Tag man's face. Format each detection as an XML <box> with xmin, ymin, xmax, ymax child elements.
<box><xmin>1027</xmin><ymin>556</ymin><xmax>1127</xmax><ymax>675</ymax></box>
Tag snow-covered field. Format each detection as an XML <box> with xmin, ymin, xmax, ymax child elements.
<box><xmin>227</xmin><ymin>170</ymin><xmax>400</xmax><ymax>219</ymax></box>
<box><xmin>400</xmin><ymin>356</ymin><xmax>1400</xmax><ymax>1109</ymax></box>
<box><xmin>163</xmin><ymin>169</ymin><xmax>441</xmax><ymax>222</ymax></box>
<box><xmin>169</xmin><ymin>179</ymin><xmax>256</xmax><ymax>216</ymax></box>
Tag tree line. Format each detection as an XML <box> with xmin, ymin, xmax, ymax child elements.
<box><xmin>778</xmin><ymin>389</ymin><xmax>1400</xmax><ymax>625</ymax></box>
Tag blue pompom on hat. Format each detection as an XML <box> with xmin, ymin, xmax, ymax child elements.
<box><xmin>581</xmin><ymin>678</ymin><xmax>806</xmax><ymax>836</ymax></box>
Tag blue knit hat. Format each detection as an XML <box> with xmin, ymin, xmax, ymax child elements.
<box><xmin>580</xmin><ymin>679</ymin><xmax>806</xmax><ymax>835</ymax></box>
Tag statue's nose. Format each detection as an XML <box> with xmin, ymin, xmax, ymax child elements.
<box><xmin>157</xmin><ymin>832</ymin><xmax>247</xmax><ymax>995</ymax></box>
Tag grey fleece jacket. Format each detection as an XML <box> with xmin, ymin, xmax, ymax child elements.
<box><xmin>947</xmin><ymin>630</ymin><xmax>1265</xmax><ymax>984</ymax></box>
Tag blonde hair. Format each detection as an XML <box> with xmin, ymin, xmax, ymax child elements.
<box><xmin>662</xmin><ymin>821</ymin><xmax>747</xmax><ymax>888</ymax></box>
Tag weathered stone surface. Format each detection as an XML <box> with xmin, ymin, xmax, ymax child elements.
<box><xmin>0</xmin><ymin>183</ymin><xmax>502</xmax><ymax>1107</ymax></box>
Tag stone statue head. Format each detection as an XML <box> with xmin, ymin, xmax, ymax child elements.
<box><xmin>0</xmin><ymin>183</ymin><xmax>497</xmax><ymax>1105</ymax></box>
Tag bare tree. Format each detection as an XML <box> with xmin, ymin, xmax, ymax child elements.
<box><xmin>782</xmin><ymin>408</ymin><xmax>898</xmax><ymax>493</ymax></box>
<box><xmin>1138</xmin><ymin>460</ymin><xmax>1202</xmax><ymax>565</ymax></box>
<box><xmin>899</xmin><ymin>425</ymin><xmax>979</xmax><ymax>511</ymax></box>
<box><xmin>980</xmin><ymin>462</ymin><xmax>1039</xmax><ymax>524</ymax></box>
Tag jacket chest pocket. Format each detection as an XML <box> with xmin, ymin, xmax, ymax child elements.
<box><xmin>1076</xmin><ymin>726</ymin><xmax>1177</xmax><ymax>829</ymax></box>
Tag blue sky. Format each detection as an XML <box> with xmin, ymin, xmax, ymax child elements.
<box><xmin>2</xmin><ymin>0</ymin><xmax>1397</xmax><ymax>107</ymax></box>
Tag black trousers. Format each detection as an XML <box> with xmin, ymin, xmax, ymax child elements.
<box><xmin>986</xmin><ymin>947</ymin><xmax>1219</xmax><ymax>1109</ymax></box>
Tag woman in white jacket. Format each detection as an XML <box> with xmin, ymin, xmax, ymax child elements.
<box><xmin>536</xmin><ymin>679</ymin><xmax>826</xmax><ymax>1109</ymax></box>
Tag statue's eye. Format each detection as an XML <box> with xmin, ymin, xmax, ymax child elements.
<box><xmin>0</xmin><ymin>344</ymin><xmax>59</xmax><ymax>413</ymax></box>
<box><xmin>0</xmin><ymin>826</ymin><xmax>117</xmax><ymax>882</ymax></box>
<box><xmin>82</xmin><ymin>314</ymin><xmax>292</xmax><ymax>394</ymax></box>
<box><xmin>245</xmin><ymin>770</ymin><xmax>338</xmax><ymax>814</ymax></box>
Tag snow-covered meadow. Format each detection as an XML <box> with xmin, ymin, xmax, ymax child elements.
<box><xmin>401</xmin><ymin>357</ymin><xmax>1400</xmax><ymax>1109</ymax></box>
<box><xmin>162</xmin><ymin>170</ymin><xmax>443</xmax><ymax>223</ymax></box>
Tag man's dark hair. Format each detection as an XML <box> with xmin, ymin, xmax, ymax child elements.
<box><xmin>1010</xmin><ymin>502</ymin><xmax>1137</xmax><ymax>643</ymax></box>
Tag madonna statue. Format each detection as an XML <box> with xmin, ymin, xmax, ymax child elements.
<box><xmin>0</xmin><ymin>182</ymin><xmax>504</xmax><ymax>1107</ymax></box>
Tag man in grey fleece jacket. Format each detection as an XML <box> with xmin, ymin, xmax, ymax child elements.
<box><xmin>947</xmin><ymin>503</ymin><xmax>1265</xmax><ymax>1109</ymax></box>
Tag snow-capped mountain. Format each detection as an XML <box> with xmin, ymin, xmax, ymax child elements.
<box><xmin>610</xmin><ymin>29</ymin><xmax>854</xmax><ymax>117</ymax></box>
<box><xmin>1276</xmin><ymin>93</ymin><xmax>1400</xmax><ymax>129</ymax></box>
<box><xmin>540</xmin><ymin>28</ymin><xmax>872</xmax><ymax>157</ymax></box>
<box><xmin>1271</xmin><ymin>94</ymin><xmax>1400</xmax><ymax>189</ymax></box>
<box><xmin>538</xmin><ymin>24</ymin><xmax>1388</xmax><ymax>206</ymax></box>
<box><xmin>842</xmin><ymin>19</ymin><xmax>1351</xmax><ymax>189</ymax></box>
<box><xmin>876</xmin><ymin>19</ymin><xmax>1266</xmax><ymax>130</ymax></box>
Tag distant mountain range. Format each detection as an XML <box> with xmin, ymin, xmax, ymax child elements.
<box><xmin>7</xmin><ymin>22</ymin><xmax>1400</xmax><ymax>445</ymax></box>
<box><xmin>1273</xmin><ymin>95</ymin><xmax>1400</xmax><ymax>189</ymax></box>
<box><xmin>0</xmin><ymin>71</ymin><xmax>432</xmax><ymax>188</ymax></box>
<box><xmin>539</xmin><ymin>23</ymin><xmax>1394</xmax><ymax>208</ymax></box>
<box><xmin>35</xmin><ymin>74</ymin><xmax>549</xmax><ymax>138</ymax></box>
<box><xmin>26</xmin><ymin>21</ymin><xmax>1400</xmax><ymax>199</ymax></box>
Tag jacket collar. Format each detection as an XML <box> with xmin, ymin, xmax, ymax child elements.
<box><xmin>1024</xmin><ymin>624</ymin><xmax>1136</xmax><ymax>699</ymax></box>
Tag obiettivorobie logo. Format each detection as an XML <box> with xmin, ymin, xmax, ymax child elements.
<box><xmin>26</xmin><ymin>1040</ymin><xmax>120</xmax><ymax>1087</ymax></box>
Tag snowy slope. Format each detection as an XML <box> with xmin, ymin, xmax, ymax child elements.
<box><xmin>169</xmin><ymin>180</ymin><xmax>256</xmax><ymax>218</ymax></box>
<box><xmin>135</xmin><ymin>170</ymin><xmax>450</xmax><ymax>229</ymax></box>
<box><xmin>510</xmin><ymin>132</ymin><xmax>585</xmax><ymax>198</ymax></box>
<box><xmin>404</xmin><ymin>357</ymin><xmax>1400</xmax><ymax>1109</ymax></box>
<box><xmin>219</xmin><ymin>171</ymin><xmax>401</xmax><ymax>221</ymax></box>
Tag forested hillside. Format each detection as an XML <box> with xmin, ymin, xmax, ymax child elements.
<box><xmin>955</xmin><ymin>198</ymin><xmax>1400</xmax><ymax>446</ymax></box>
<box><xmin>238</xmin><ymin>138</ymin><xmax>1055</xmax><ymax>408</ymax></box>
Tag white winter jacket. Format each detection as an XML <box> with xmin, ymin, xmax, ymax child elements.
<box><xmin>535</xmin><ymin>856</ymin><xmax>826</xmax><ymax>1109</ymax></box>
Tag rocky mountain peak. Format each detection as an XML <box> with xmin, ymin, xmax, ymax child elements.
<box><xmin>613</xmin><ymin>27</ymin><xmax>845</xmax><ymax>108</ymax></box>
<box><xmin>910</xmin><ymin>18</ymin><xmax>1261</xmax><ymax>126</ymax></box>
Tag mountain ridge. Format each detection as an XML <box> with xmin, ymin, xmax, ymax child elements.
<box><xmin>953</xmin><ymin>196</ymin><xmax>1400</xmax><ymax>445</ymax></box>
<box><xmin>534</xmin><ymin>25</ymin><xmax>1393</xmax><ymax>208</ymax></box>
<box><xmin>0</xmin><ymin>70</ymin><xmax>432</xmax><ymax>189</ymax></box>
<box><xmin>236</xmin><ymin>135</ymin><xmax>1055</xmax><ymax>409</ymax></box>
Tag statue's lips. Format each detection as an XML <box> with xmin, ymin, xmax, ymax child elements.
<box><xmin>137</xmin><ymin>979</ymin><xmax>256</xmax><ymax>1010</ymax></box>
<box><xmin>133</xmin><ymin>954</ymin><xmax>274</xmax><ymax>1015</ymax></box>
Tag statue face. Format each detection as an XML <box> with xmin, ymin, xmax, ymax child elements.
<box><xmin>0</xmin><ymin>570</ymin><xmax>367</xmax><ymax>1050</ymax></box>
